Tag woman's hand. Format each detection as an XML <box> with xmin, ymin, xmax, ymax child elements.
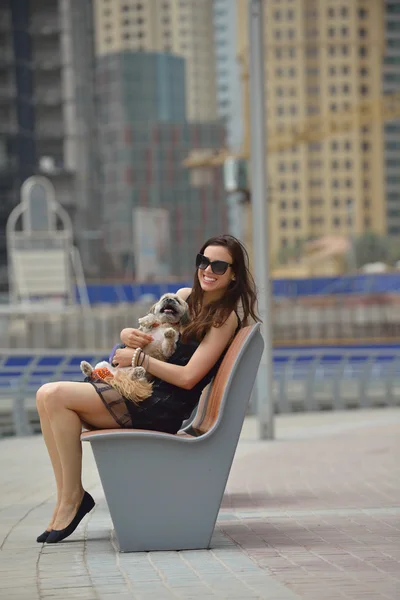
<box><xmin>120</xmin><ymin>328</ymin><xmax>153</xmax><ymax>348</ymax></box>
<box><xmin>112</xmin><ymin>347</ymin><xmax>135</xmax><ymax>368</ymax></box>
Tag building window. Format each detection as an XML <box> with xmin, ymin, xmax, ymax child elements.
<box><xmin>359</xmin><ymin>8</ymin><xmax>368</xmax><ymax>19</ymax></box>
<box><xmin>280</xmin><ymin>219</ymin><xmax>287</xmax><ymax>228</ymax></box>
<box><xmin>280</xmin><ymin>200</ymin><xmax>287</xmax><ymax>209</ymax></box>
<box><xmin>294</xmin><ymin>218</ymin><xmax>300</xmax><ymax>228</ymax></box>
<box><xmin>333</xmin><ymin>217</ymin><xmax>340</xmax><ymax>227</ymax></box>
<box><xmin>341</xmin><ymin>6</ymin><xmax>348</xmax><ymax>17</ymax></box>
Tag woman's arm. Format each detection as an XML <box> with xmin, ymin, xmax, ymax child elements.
<box><xmin>113</xmin><ymin>311</ymin><xmax>238</xmax><ymax>390</ymax></box>
<box><xmin>146</xmin><ymin>311</ymin><xmax>238</xmax><ymax>390</ymax></box>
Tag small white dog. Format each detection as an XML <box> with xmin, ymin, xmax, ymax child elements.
<box><xmin>80</xmin><ymin>293</ymin><xmax>189</xmax><ymax>403</ymax></box>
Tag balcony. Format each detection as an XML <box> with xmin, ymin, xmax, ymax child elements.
<box><xmin>34</xmin><ymin>89</ymin><xmax>62</xmax><ymax>106</ymax></box>
<box><xmin>36</xmin><ymin>124</ymin><xmax>64</xmax><ymax>139</ymax></box>
<box><xmin>30</xmin><ymin>16</ymin><xmax>60</xmax><ymax>36</ymax></box>
<box><xmin>0</xmin><ymin>84</ymin><xmax>16</xmax><ymax>101</ymax></box>
<box><xmin>34</xmin><ymin>54</ymin><xmax>62</xmax><ymax>70</ymax></box>
<box><xmin>0</xmin><ymin>9</ymin><xmax>11</xmax><ymax>32</ymax></box>
<box><xmin>0</xmin><ymin>49</ymin><xmax>14</xmax><ymax>68</ymax></box>
<box><xmin>0</xmin><ymin>121</ymin><xmax>18</xmax><ymax>135</ymax></box>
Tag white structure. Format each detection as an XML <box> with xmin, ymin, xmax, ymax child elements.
<box><xmin>213</xmin><ymin>0</ymin><xmax>243</xmax><ymax>150</ymax></box>
<box><xmin>6</xmin><ymin>176</ymin><xmax>89</xmax><ymax>308</ymax></box>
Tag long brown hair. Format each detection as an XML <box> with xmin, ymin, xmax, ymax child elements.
<box><xmin>181</xmin><ymin>235</ymin><xmax>260</xmax><ymax>342</ymax></box>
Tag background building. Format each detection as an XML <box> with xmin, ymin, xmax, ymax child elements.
<box><xmin>0</xmin><ymin>0</ymin><xmax>100</xmax><ymax>285</ymax></box>
<box><xmin>237</xmin><ymin>0</ymin><xmax>387</xmax><ymax>272</ymax></box>
<box><xmin>93</xmin><ymin>0</ymin><xmax>218</xmax><ymax>122</ymax></box>
<box><xmin>97</xmin><ymin>50</ymin><xmax>226</xmax><ymax>278</ymax></box>
<box><xmin>213</xmin><ymin>0</ymin><xmax>243</xmax><ymax>150</ymax></box>
<box><xmin>384</xmin><ymin>0</ymin><xmax>400</xmax><ymax>237</ymax></box>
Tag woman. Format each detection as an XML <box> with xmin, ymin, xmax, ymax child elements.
<box><xmin>36</xmin><ymin>235</ymin><xmax>259</xmax><ymax>544</ymax></box>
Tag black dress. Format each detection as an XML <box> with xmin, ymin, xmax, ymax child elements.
<box><xmin>88</xmin><ymin>311</ymin><xmax>241</xmax><ymax>434</ymax></box>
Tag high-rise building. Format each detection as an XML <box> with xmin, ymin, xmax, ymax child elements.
<box><xmin>384</xmin><ymin>0</ymin><xmax>400</xmax><ymax>236</ymax></box>
<box><xmin>96</xmin><ymin>51</ymin><xmax>226</xmax><ymax>277</ymax></box>
<box><xmin>213</xmin><ymin>0</ymin><xmax>243</xmax><ymax>150</ymax></box>
<box><xmin>93</xmin><ymin>0</ymin><xmax>218</xmax><ymax>122</ymax></box>
<box><xmin>237</xmin><ymin>0</ymin><xmax>387</xmax><ymax>270</ymax></box>
<box><xmin>0</xmin><ymin>0</ymin><xmax>100</xmax><ymax>284</ymax></box>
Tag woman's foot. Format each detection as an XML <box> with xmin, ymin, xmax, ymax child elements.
<box><xmin>46</xmin><ymin>491</ymin><xmax>95</xmax><ymax>544</ymax></box>
<box><xmin>51</xmin><ymin>490</ymin><xmax>85</xmax><ymax>531</ymax></box>
<box><xmin>36</xmin><ymin>503</ymin><xmax>60</xmax><ymax>543</ymax></box>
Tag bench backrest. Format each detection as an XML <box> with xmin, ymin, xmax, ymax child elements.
<box><xmin>190</xmin><ymin>325</ymin><xmax>262</xmax><ymax>436</ymax></box>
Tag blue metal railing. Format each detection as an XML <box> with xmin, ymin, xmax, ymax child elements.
<box><xmin>1</xmin><ymin>347</ymin><xmax>400</xmax><ymax>436</ymax></box>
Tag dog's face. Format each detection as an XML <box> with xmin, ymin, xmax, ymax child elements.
<box><xmin>150</xmin><ymin>293</ymin><xmax>190</xmax><ymax>325</ymax></box>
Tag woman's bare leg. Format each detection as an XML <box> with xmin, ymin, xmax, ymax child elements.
<box><xmin>38</xmin><ymin>381</ymin><xmax>119</xmax><ymax>531</ymax></box>
<box><xmin>36</xmin><ymin>386</ymin><xmax>64</xmax><ymax>531</ymax></box>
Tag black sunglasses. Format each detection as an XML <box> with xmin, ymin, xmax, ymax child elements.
<box><xmin>196</xmin><ymin>253</ymin><xmax>233</xmax><ymax>275</ymax></box>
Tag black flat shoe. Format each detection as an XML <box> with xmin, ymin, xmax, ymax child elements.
<box><xmin>36</xmin><ymin>530</ymin><xmax>51</xmax><ymax>543</ymax></box>
<box><xmin>46</xmin><ymin>492</ymin><xmax>95</xmax><ymax>544</ymax></box>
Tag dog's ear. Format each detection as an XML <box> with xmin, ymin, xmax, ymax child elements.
<box><xmin>180</xmin><ymin>310</ymin><xmax>190</xmax><ymax>326</ymax></box>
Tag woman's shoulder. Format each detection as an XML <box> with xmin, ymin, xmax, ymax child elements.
<box><xmin>176</xmin><ymin>287</ymin><xmax>192</xmax><ymax>302</ymax></box>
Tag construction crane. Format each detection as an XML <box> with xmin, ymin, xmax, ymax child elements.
<box><xmin>183</xmin><ymin>90</ymin><xmax>400</xmax><ymax>168</ymax></box>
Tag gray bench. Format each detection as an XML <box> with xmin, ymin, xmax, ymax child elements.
<box><xmin>81</xmin><ymin>324</ymin><xmax>264</xmax><ymax>552</ymax></box>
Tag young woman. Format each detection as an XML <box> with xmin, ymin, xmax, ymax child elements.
<box><xmin>35</xmin><ymin>235</ymin><xmax>259</xmax><ymax>544</ymax></box>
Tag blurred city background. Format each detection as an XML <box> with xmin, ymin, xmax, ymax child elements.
<box><xmin>1</xmin><ymin>0</ymin><xmax>400</xmax><ymax>435</ymax></box>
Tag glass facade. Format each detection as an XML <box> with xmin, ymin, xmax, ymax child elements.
<box><xmin>97</xmin><ymin>51</ymin><xmax>227</xmax><ymax>278</ymax></box>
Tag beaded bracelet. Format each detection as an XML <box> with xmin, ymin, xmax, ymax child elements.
<box><xmin>131</xmin><ymin>348</ymin><xmax>141</xmax><ymax>368</ymax></box>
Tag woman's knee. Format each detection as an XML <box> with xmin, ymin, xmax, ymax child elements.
<box><xmin>36</xmin><ymin>382</ymin><xmax>66</xmax><ymax>413</ymax></box>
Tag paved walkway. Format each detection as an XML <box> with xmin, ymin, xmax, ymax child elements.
<box><xmin>0</xmin><ymin>408</ymin><xmax>399</xmax><ymax>600</ymax></box>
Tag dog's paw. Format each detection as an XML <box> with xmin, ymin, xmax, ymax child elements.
<box><xmin>164</xmin><ymin>327</ymin><xmax>177</xmax><ymax>340</ymax></box>
<box><xmin>139</xmin><ymin>314</ymin><xmax>156</xmax><ymax>328</ymax></box>
<box><xmin>80</xmin><ymin>360</ymin><xmax>93</xmax><ymax>377</ymax></box>
<box><xmin>132</xmin><ymin>366</ymin><xmax>146</xmax><ymax>379</ymax></box>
